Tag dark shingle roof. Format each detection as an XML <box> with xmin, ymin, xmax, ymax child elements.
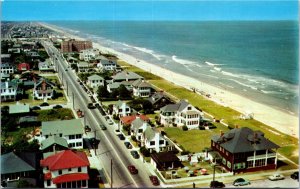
<box><xmin>160</xmin><ymin>99</ymin><xmax>189</xmax><ymax>113</ymax></box>
<box><xmin>211</xmin><ymin>127</ymin><xmax>280</xmax><ymax>153</ymax></box>
<box><xmin>148</xmin><ymin>92</ymin><xmax>170</xmax><ymax>105</ymax></box>
<box><xmin>1</xmin><ymin>152</ymin><xmax>36</xmax><ymax>174</ymax></box>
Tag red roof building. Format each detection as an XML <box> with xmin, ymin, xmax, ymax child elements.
<box><xmin>40</xmin><ymin>150</ymin><xmax>90</xmax><ymax>188</ymax></box>
<box><xmin>18</xmin><ymin>63</ymin><xmax>30</xmax><ymax>72</ymax></box>
<box><xmin>120</xmin><ymin>114</ymin><xmax>150</xmax><ymax>126</ymax></box>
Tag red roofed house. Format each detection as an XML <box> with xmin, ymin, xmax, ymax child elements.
<box><xmin>120</xmin><ymin>114</ymin><xmax>149</xmax><ymax>126</ymax></box>
<box><xmin>40</xmin><ymin>150</ymin><xmax>90</xmax><ymax>188</ymax></box>
<box><xmin>18</xmin><ymin>63</ymin><xmax>30</xmax><ymax>72</ymax></box>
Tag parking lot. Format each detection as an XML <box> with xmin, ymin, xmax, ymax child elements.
<box><xmin>226</xmin><ymin>177</ymin><xmax>299</xmax><ymax>188</ymax></box>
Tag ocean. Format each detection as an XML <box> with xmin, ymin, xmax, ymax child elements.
<box><xmin>48</xmin><ymin>21</ymin><xmax>299</xmax><ymax>114</ymax></box>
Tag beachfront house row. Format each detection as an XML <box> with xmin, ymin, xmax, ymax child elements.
<box><xmin>0</xmin><ymin>81</ymin><xmax>18</xmax><ymax>101</ymax></box>
<box><xmin>112</xmin><ymin>71</ymin><xmax>144</xmax><ymax>82</ymax></box>
<box><xmin>41</xmin><ymin>119</ymin><xmax>84</xmax><ymax>149</ymax></box>
<box><xmin>87</xmin><ymin>74</ymin><xmax>104</xmax><ymax>88</ymax></box>
<box><xmin>33</xmin><ymin>78</ymin><xmax>55</xmax><ymax>100</ymax></box>
<box><xmin>97</xmin><ymin>59</ymin><xmax>117</xmax><ymax>71</ymax></box>
<box><xmin>160</xmin><ymin>99</ymin><xmax>203</xmax><ymax>129</ymax></box>
<box><xmin>113</xmin><ymin>100</ymin><xmax>132</xmax><ymax>118</ymax></box>
<box><xmin>209</xmin><ymin>127</ymin><xmax>279</xmax><ymax>173</ymax></box>
<box><xmin>131</xmin><ymin>79</ymin><xmax>153</xmax><ymax>98</ymax></box>
<box><xmin>40</xmin><ymin>150</ymin><xmax>89</xmax><ymax>188</ymax></box>
<box><xmin>1</xmin><ymin>63</ymin><xmax>15</xmax><ymax>74</ymax></box>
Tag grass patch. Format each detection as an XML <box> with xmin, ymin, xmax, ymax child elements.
<box><xmin>3</xmin><ymin>127</ymin><xmax>35</xmax><ymax>145</ymax></box>
<box><xmin>278</xmin><ymin>145</ymin><xmax>299</xmax><ymax>164</ymax></box>
<box><xmin>36</xmin><ymin>108</ymin><xmax>74</xmax><ymax>122</ymax></box>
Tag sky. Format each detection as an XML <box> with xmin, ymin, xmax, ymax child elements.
<box><xmin>2</xmin><ymin>0</ymin><xmax>299</xmax><ymax>21</ymax></box>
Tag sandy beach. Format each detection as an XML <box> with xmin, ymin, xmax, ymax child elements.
<box><xmin>41</xmin><ymin>22</ymin><xmax>299</xmax><ymax>139</ymax></box>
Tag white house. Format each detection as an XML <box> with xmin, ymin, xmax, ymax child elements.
<box><xmin>0</xmin><ymin>81</ymin><xmax>18</xmax><ymax>101</ymax></box>
<box><xmin>142</xmin><ymin>127</ymin><xmax>170</xmax><ymax>153</ymax></box>
<box><xmin>113</xmin><ymin>100</ymin><xmax>131</xmax><ymax>118</ymax></box>
<box><xmin>41</xmin><ymin>119</ymin><xmax>84</xmax><ymax>149</ymax></box>
<box><xmin>40</xmin><ymin>150</ymin><xmax>89</xmax><ymax>188</ymax></box>
<box><xmin>132</xmin><ymin>79</ymin><xmax>152</xmax><ymax>98</ymax></box>
<box><xmin>87</xmin><ymin>74</ymin><xmax>104</xmax><ymax>88</ymax></box>
<box><xmin>38</xmin><ymin>59</ymin><xmax>55</xmax><ymax>72</ymax></box>
<box><xmin>77</xmin><ymin>62</ymin><xmax>90</xmax><ymax>73</ymax></box>
<box><xmin>97</xmin><ymin>59</ymin><xmax>117</xmax><ymax>71</ymax></box>
<box><xmin>33</xmin><ymin>78</ymin><xmax>55</xmax><ymax>100</ymax></box>
<box><xmin>112</xmin><ymin>71</ymin><xmax>143</xmax><ymax>82</ymax></box>
<box><xmin>130</xmin><ymin>117</ymin><xmax>149</xmax><ymax>141</ymax></box>
<box><xmin>1</xmin><ymin>63</ymin><xmax>15</xmax><ymax>74</ymax></box>
<box><xmin>160</xmin><ymin>99</ymin><xmax>203</xmax><ymax>129</ymax></box>
<box><xmin>79</xmin><ymin>49</ymin><xmax>99</xmax><ymax>61</ymax></box>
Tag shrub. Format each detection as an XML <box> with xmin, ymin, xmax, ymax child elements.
<box><xmin>181</xmin><ymin>150</ymin><xmax>190</xmax><ymax>155</ymax></box>
<box><xmin>199</xmin><ymin>126</ymin><xmax>205</xmax><ymax>130</ymax></box>
<box><xmin>172</xmin><ymin>123</ymin><xmax>177</xmax><ymax>127</ymax></box>
<box><xmin>182</xmin><ymin>125</ymin><xmax>188</xmax><ymax>131</ymax></box>
<box><xmin>131</xmin><ymin>135</ymin><xmax>137</xmax><ymax>142</ymax></box>
<box><xmin>140</xmin><ymin>146</ymin><xmax>150</xmax><ymax>157</ymax></box>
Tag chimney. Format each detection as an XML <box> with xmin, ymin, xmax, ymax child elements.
<box><xmin>53</xmin><ymin>144</ymin><xmax>56</xmax><ymax>154</ymax></box>
<box><xmin>220</xmin><ymin>130</ymin><xmax>224</xmax><ymax>137</ymax></box>
<box><xmin>235</xmin><ymin>125</ymin><xmax>239</xmax><ymax>129</ymax></box>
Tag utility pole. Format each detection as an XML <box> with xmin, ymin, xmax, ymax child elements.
<box><xmin>66</xmin><ymin>80</ymin><xmax>68</xmax><ymax>95</ymax></box>
<box><xmin>111</xmin><ymin>159</ymin><xmax>113</xmax><ymax>188</ymax></box>
<box><xmin>72</xmin><ymin>92</ymin><xmax>75</xmax><ymax>109</ymax></box>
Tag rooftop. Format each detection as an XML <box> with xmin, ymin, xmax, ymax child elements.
<box><xmin>42</xmin><ymin>119</ymin><xmax>83</xmax><ymax>136</ymax></box>
<box><xmin>9</xmin><ymin>103</ymin><xmax>30</xmax><ymax>114</ymax></box>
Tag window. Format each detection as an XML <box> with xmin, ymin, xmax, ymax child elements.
<box><xmin>78</xmin><ymin>167</ymin><xmax>82</xmax><ymax>172</ymax></box>
<box><xmin>59</xmin><ymin>133</ymin><xmax>62</xmax><ymax>137</ymax></box>
<box><xmin>69</xmin><ymin>135</ymin><xmax>75</xmax><ymax>139</ymax></box>
<box><xmin>150</xmin><ymin>141</ymin><xmax>155</xmax><ymax>146</ymax></box>
<box><xmin>138</xmin><ymin>129</ymin><xmax>143</xmax><ymax>133</ymax></box>
<box><xmin>69</xmin><ymin>143</ymin><xmax>75</xmax><ymax>148</ymax></box>
<box><xmin>68</xmin><ymin>168</ymin><xmax>72</xmax><ymax>172</ymax></box>
<box><xmin>57</xmin><ymin>183</ymin><xmax>61</xmax><ymax>188</ymax></box>
<box><xmin>227</xmin><ymin>161</ymin><xmax>231</xmax><ymax>169</ymax></box>
<box><xmin>187</xmin><ymin>106</ymin><xmax>192</xmax><ymax>110</ymax></box>
<box><xmin>76</xmin><ymin>142</ymin><xmax>82</xmax><ymax>147</ymax></box>
<box><xmin>45</xmin><ymin>135</ymin><xmax>48</xmax><ymax>138</ymax></box>
<box><xmin>47</xmin><ymin>180</ymin><xmax>51</xmax><ymax>186</ymax></box>
<box><xmin>58</xmin><ymin>170</ymin><xmax>62</xmax><ymax>175</ymax></box>
<box><xmin>82</xmin><ymin>180</ymin><xmax>86</xmax><ymax>187</ymax></box>
<box><xmin>222</xmin><ymin>157</ymin><xmax>226</xmax><ymax>165</ymax></box>
<box><xmin>76</xmin><ymin>134</ymin><xmax>82</xmax><ymax>139</ymax></box>
<box><xmin>159</xmin><ymin>140</ymin><xmax>164</xmax><ymax>145</ymax></box>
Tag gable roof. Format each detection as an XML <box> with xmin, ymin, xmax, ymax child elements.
<box><xmin>144</xmin><ymin>127</ymin><xmax>156</xmax><ymax>141</ymax></box>
<box><xmin>1</xmin><ymin>152</ymin><xmax>36</xmax><ymax>174</ymax></box>
<box><xmin>131</xmin><ymin>117</ymin><xmax>147</xmax><ymax>131</ymax></box>
<box><xmin>52</xmin><ymin>173</ymin><xmax>89</xmax><ymax>184</ymax></box>
<box><xmin>151</xmin><ymin>152</ymin><xmax>180</xmax><ymax>163</ymax></box>
<box><xmin>35</xmin><ymin>78</ymin><xmax>55</xmax><ymax>88</ymax></box>
<box><xmin>131</xmin><ymin>79</ymin><xmax>151</xmax><ymax>88</ymax></box>
<box><xmin>40</xmin><ymin>150</ymin><xmax>89</xmax><ymax>171</ymax></box>
<box><xmin>148</xmin><ymin>92</ymin><xmax>170</xmax><ymax>105</ymax></box>
<box><xmin>160</xmin><ymin>99</ymin><xmax>190</xmax><ymax>113</ymax></box>
<box><xmin>41</xmin><ymin>136</ymin><xmax>69</xmax><ymax>151</ymax></box>
<box><xmin>42</xmin><ymin>119</ymin><xmax>83</xmax><ymax>136</ymax></box>
<box><xmin>120</xmin><ymin>115</ymin><xmax>149</xmax><ymax>125</ymax></box>
<box><xmin>88</xmin><ymin>74</ymin><xmax>104</xmax><ymax>81</ymax></box>
<box><xmin>9</xmin><ymin>103</ymin><xmax>30</xmax><ymax>114</ymax></box>
<box><xmin>114</xmin><ymin>100</ymin><xmax>129</xmax><ymax>108</ymax></box>
<box><xmin>112</xmin><ymin>71</ymin><xmax>143</xmax><ymax>81</ymax></box>
<box><xmin>211</xmin><ymin>127</ymin><xmax>280</xmax><ymax>153</ymax></box>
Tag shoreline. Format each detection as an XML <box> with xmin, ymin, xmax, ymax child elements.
<box><xmin>40</xmin><ymin>22</ymin><xmax>299</xmax><ymax>139</ymax></box>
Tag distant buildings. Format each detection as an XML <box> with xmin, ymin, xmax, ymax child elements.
<box><xmin>61</xmin><ymin>39</ymin><xmax>93</xmax><ymax>53</ymax></box>
<box><xmin>209</xmin><ymin>127</ymin><xmax>279</xmax><ymax>173</ymax></box>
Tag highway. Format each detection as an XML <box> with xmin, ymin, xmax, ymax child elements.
<box><xmin>42</xmin><ymin>40</ymin><xmax>156</xmax><ymax>188</ymax></box>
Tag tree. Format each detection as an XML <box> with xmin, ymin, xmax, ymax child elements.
<box><xmin>97</xmin><ymin>85</ymin><xmax>109</xmax><ymax>99</ymax></box>
<box><xmin>140</xmin><ymin>146</ymin><xmax>150</xmax><ymax>157</ymax></box>
<box><xmin>17</xmin><ymin>179</ymin><xmax>32</xmax><ymax>188</ymax></box>
<box><xmin>142</xmin><ymin>100</ymin><xmax>153</xmax><ymax>114</ymax></box>
<box><xmin>118</xmin><ymin>85</ymin><xmax>131</xmax><ymax>99</ymax></box>
<box><xmin>182</xmin><ymin>125</ymin><xmax>188</xmax><ymax>131</ymax></box>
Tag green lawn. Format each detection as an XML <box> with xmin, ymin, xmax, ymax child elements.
<box><xmin>36</xmin><ymin>108</ymin><xmax>74</xmax><ymax>122</ymax></box>
<box><xmin>117</xmin><ymin>59</ymin><xmax>299</xmax><ymax>164</ymax></box>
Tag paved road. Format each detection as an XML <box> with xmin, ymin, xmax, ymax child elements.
<box><xmin>226</xmin><ymin>177</ymin><xmax>299</xmax><ymax>188</ymax></box>
<box><xmin>42</xmin><ymin>40</ymin><xmax>156</xmax><ymax>188</ymax></box>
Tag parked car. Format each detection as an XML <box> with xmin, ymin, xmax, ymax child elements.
<box><xmin>127</xmin><ymin>165</ymin><xmax>138</xmax><ymax>174</ymax></box>
<box><xmin>124</xmin><ymin>142</ymin><xmax>132</xmax><ymax>149</ymax></box>
<box><xmin>84</xmin><ymin>125</ymin><xmax>91</xmax><ymax>132</ymax></box>
<box><xmin>291</xmin><ymin>171</ymin><xmax>299</xmax><ymax>181</ymax></box>
<box><xmin>31</xmin><ymin>106</ymin><xmax>41</xmax><ymax>110</ymax></box>
<box><xmin>117</xmin><ymin>134</ymin><xmax>125</xmax><ymax>140</ymax></box>
<box><xmin>89</xmin><ymin>137</ymin><xmax>100</xmax><ymax>146</ymax></box>
<box><xmin>233</xmin><ymin>178</ymin><xmax>250</xmax><ymax>186</ymax></box>
<box><xmin>95</xmin><ymin>103</ymin><xmax>100</xmax><ymax>108</ymax></box>
<box><xmin>130</xmin><ymin>150</ymin><xmax>140</xmax><ymax>159</ymax></box>
<box><xmin>40</xmin><ymin>102</ymin><xmax>49</xmax><ymax>107</ymax></box>
<box><xmin>115</xmin><ymin>129</ymin><xmax>120</xmax><ymax>134</ymax></box>
<box><xmin>268</xmin><ymin>173</ymin><xmax>285</xmax><ymax>181</ymax></box>
<box><xmin>100</xmin><ymin>124</ymin><xmax>107</xmax><ymax>130</ymax></box>
<box><xmin>53</xmin><ymin>104</ymin><xmax>63</xmax><ymax>109</ymax></box>
<box><xmin>87</xmin><ymin>103</ymin><xmax>95</xmax><ymax>109</ymax></box>
<box><xmin>149</xmin><ymin>175</ymin><xmax>159</xmax><ymax>186</ymax></box>
<box><xmin>210</xmin><ymin>181</ymin><xmax>225</xmax><ymax>188</ymax></box>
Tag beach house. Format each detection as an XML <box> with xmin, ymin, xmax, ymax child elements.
<box><xmin>160</xmin><ymin>99</ymin><xmax>203</xmax><ymax>129</ymax></box>
<box><xmin>142</xmin><ymin>127</ymin><xmax>172</xmax><ymax>153</ymax></box>
<box><xmin>130</xmin><ymin>117</ymin><xmax>149</xmax><ymax>140</ymax></box>
<box><xmin>112</xmin><ymin>71</ymin><xmax>144</xmax><ymax>82</ymax></box>
<box><xmin>132</xmin><ymin>79</ymin><xmax>153</xmax><ymax>98</ymax></box>
<box><xmin>209</xmin><ymin>127</ymin><xmax>279</xmax><ymax>173</ymax></box>
<box><xmin>40</xmin><ymin>150</ymin><xmax>90</xmax><ymax>188</ymax></box>
<box><xmin>113</xmin><ymin>100</ymin><xmax>132</xmax><ymax>118</ymax></box>
<box><xmin>79</xmin><ymin>49</ymin><xmax>99</xmax><ymax>61</ymax></box>
<box><xmin>41</xmin><ymin>119</ymin><xmax>84</xmax><ymax>149</ymax></box>
<box><xmin>38</xmin><ymin>59</ymin><xmax>55</xmax><ymax>73</ymax></box>
<box><xmin>147</xmin><ymin>92</ymin><xmax>173</xmax><ymax>110</ymax></box>
<box><xmin>1</xmin><ymin>63</ymin><xmax>15</xmax><ymax>74</ymax></box>
<box><xmin>0</xmin><ymin>81</ymin><xmax>18</xmax><ymax>101</ymax></box>
<box><xmin>87</xmin><ymin>74</ymin><xmax>104</xmax><ymax>88</ymax></box>
<box><xmin>97</xmin><ymin>59</ymin><xmax>117</xmax><ymax>71</ymax></box>
<box><xmin>33</xmin><ymin>78</ymin><xmax>55</xmax><ymax>100</ymax></box>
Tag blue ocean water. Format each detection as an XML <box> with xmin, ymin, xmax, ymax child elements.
<box><xmin>48</xmin><ymin>21</ymin><xmax>299</xmax><ymax>114</ymax></box>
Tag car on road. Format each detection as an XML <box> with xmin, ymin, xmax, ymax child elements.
<box><xmin>291</xmin><ymin>171</ymin><xmax>299</xmax><ymax>181</ymax></box>
<box><xmin>124</xmin><ymin>142</ymin><xmax>132</xmax><ymax>149</ymax></box>
<box><xmin>84</xmin><ymin>125</ymin><xmax>91</xmax><ymax>132</ymax></box>
<box><xmin>99</xmin><ymin>124</ymin><xmax>107</xmax><ymax>130</ymax></box>
<box><xmin>149</xmin><ymin>175</ymin><xmax>160</xmax><ymax>186</ymax></box>
<box><xmin>268</xmin><ymin>173</ymin><xmax>285</xmax><ymax>181</ymax></box>
<box><xmin>127</xmin><ymin>165</ymin><xmax>138</xmax><ymax>174</ymax></box>
<box><xmin>130</xmin><ymin>150</ymin><xmax>140</xmax><ymax>159</ymax></box>
<box><xmin>53</xmin><ymin>104</ymin><xmax>63</xmax><ymax>109</ymax></box>
<box><xmin>31</xmin><ymin>106</ymin><xmax>41</xmax><ymax>110</ymax></box>
<box><xmin>107</xmin><ymin>119</ymin><xmax>113</xmax><ymax>125</ymax></box>
<box><xmin>233</xmin><ymin>178</ymin><xmax>250</xmax><ymax>186</ymax></box>
<box><xmin>95</xmin><ymin>103</ymin><xmax>100</xmax><ymax>108</ymax></box>
<box><xmin>210</xmin><ymin>181</ymin><xmax>225</xmax><ymax>188</ymax></box>
<box><xmin>87</xmin><ymin>103</ymin><xmax>95</xmax><ymax>109</ymax></box>
<box><xmin>65</xmin><ymin>68</ymin><xmax>68</xmax><ymax>71</ymax></box>
<box><xmin>115</xmin><ymin>129</ymin><xmax>120</xmax><ymax>134</ymax></box>
<box><xmin>40</xmin><ymin>102</ymin><xmax>49</xmax><ymax>107</ymax></box>
<box><xmin>117</xmin><ymin>134</ymin><xmax>125</xmax><ymax>140</ymax></box>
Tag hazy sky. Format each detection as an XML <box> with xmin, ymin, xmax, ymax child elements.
<box><xmin>2</xmin><ymin>0</ymin><xmax>298</xmax><ymax>21</ymax></box>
